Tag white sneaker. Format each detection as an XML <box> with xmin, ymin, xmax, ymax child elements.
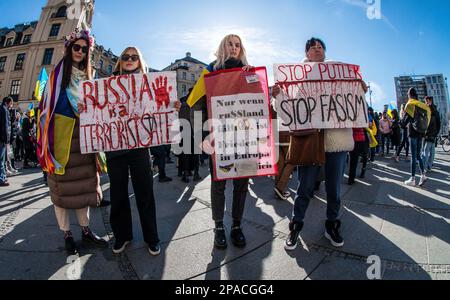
<box><xmin>419</xmin><ymin>175</ymin><xmax>428</xmax><ymax>187</ymax></box>
<box><xmin>404</xmin><ymin>177</ymin><xmax>416</xmax><ymax>187</ymax></box>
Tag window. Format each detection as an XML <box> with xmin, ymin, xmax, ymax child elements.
<box><xmin>14</xmin><ymin>54</ymin><xmax>25</xmax><ymax>70</ymax></box>
<box><xmin>6</xmin><ymin>38</ymin><xmax>13</xmax><ymax>47</ymax></box>
<box><xmin>0</xmin><ymin>57</ymin><xmax>6</xmax><ymax>72</ymax></box>
<box><xmin>49</xmin><ymin>24</ymin><xmax>61</xmax><ymax>37</ymax></box>
<box><xmin>182</xmin><ymin>84</ymin><xmax>187</xmax><ymax>95</ymax></box>
<box><xmin>99</xmin><ymin>60</ymin><xmax>104</xmax><ymax>70</ymax></box>
<box><xmin>23</xmin><ymin>34</ymin><xmax>32</xmax><ymax>44</ymax></box>
<box><xmin>42</xmin><ymin>48</ymin><xmax>54</xmax><ymax>65</ymax></box>
<box><xmin>55</xmin><ymin>6</ymin><xmax>67</xmax><ymax>18</ymax></box>
<box><xmin>182</xmin><ymin>72</ymin><xmax>187</xmax><ymax>80</ymax></box>
<box><xmin>10</xmin><ymin>80</ymin><xmax>21</xmax><ymax>96</ymax></box>
<box><xmin>191</xmin><ymin>74</ymin><xmax>195</xmax><ymax>81</ymax></box>
<box><xmin>108</xmin><ymin>65</ymin><xmax>113</xmax><ymax>74</ymax></box>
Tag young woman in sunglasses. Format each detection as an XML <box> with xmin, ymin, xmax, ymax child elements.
<box><xmin>107</xmin><ymin>46</ymin><xmax>180</xmax><ymax>256</ymax></box>
<box><xmin>38</xmin><ymin>29</ymin><xmax>108</xmax><ymax>255</ymax></box>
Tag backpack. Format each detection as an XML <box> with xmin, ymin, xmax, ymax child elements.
<box><xmin>412</xmin><ymin>107</ymin><xmax>428</xmax><ymax>134</ymax></box>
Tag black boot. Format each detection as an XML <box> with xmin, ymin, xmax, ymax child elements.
<box><xmin>193</xmin><ymin>172</ymin><xmax>202</xmax><ymax>182</ymax></box>
<box><xmin>325</xmin><ymin>220</ymin><xmax>344</xmax><ymax>247</ymax></box>
<box><xmin>214</xmin><ymin>223</ymin><xmax>227</xmax><ymax>250</ymax></box>
<box><xmin>230</xmin><ymin>226</ymin><xmax>246</xmax><ymax>248</ymax></box>
<box><xmin>285</xmin><ymin>221</ymin><xmax>303</xmax><ymax>251</ymax></box>
<box><xmin>64</xmin><ymin>231</ymin><xmax>78</xmax><ymax>255</ymax></box>
<box><xmin>81</xmin><ymin>227</ymin><xmax>109</xmax><ymax>248</ymax></box>
<box><xmin>182</xmin><ymin>172</ymin><xmax>190</xmax><ymax>183</ymax></box>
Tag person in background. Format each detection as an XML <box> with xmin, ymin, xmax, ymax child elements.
<box><xmin>390</xmin><ymin>109</ymin><xmax>401</xmax><ymax>159</ymax></box>
<box><xmin>395</xmin><ymin>104</ymin><xmax>410</xmax><ymax>162</ymax></box>
<box><xmin>0</xmin><ymin>97</ymin><xmax>13</xmax><ymax>187</ymax></box>
<box><xmin>379</xmin><ymin>112</ymin><xmax>392</xmax><ymax>157</ymax></box>
<box><xmin>422</xmin><ymin>96</ymin><xmax>441</xmax><ymax>172</ymax></box>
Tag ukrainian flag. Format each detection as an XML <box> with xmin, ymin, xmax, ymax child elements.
<box><xmin>34</xmin><ymin>68</ymin><xmax>48</xmax><ymax>102</ymax></box>
<box><xmin>187</xmin><ymin>68</ymin><xmax>210</xmax><ymax>108</ymax></box>
<box><xmin>387</xmin><ymin>103</ymin><xmax>396</xmax><ymax>119</ymax></box>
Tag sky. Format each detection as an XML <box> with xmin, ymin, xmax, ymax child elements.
<box><xmin>1</xmin><ymin>0</ymin><xmax>449</xmax><ymax>112</ymax></box>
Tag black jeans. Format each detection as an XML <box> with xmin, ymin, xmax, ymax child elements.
<box><xmin>107</xmin><ymin>149</ymin><xmax>159</xmax><ymax>246</ymax></box>
<box><xmin>151</xmin><ymin>146</ymin><xmax>167</xmax><ymax>179</ymax></box>
<box><xmin>397</xmin><ymin>130</ymin><xmax>410</xmax><ymax>157</ymax></box>
<box><xmin>209</xmin><ymin>159</ymin><xmax>249</xmax><ymax>222</ymax></box>
<box><xmin>349</xmin><ymin>141</ymin><xmax>368</xmax><ymax>182</ymax></box>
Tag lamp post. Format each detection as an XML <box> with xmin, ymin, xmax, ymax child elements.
<box><xmin>368</xmin><ymin>82</ymin><xmax>373</xmax><ymax>108</ymax></box>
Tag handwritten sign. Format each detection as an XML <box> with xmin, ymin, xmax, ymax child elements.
<box><xmin>79</xmin><ymin>72</ymin><xmax>180</xmax><ymax>154</ymax></box>
<box><xmin>205</xmin><ymin>67</ymin><xmax>277</xmax><ymax>181</ymax></box>
<box><xmin>274</xmin><ymin>62</ymin><xmax>368</xmax><ymax>131</ymax></box>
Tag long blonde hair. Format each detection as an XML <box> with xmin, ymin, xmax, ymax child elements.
<box><xmin>214</xmin><ymin>34</ymin><xmax>249</xmax><ymax>71</ymax></box>
<box><xmin>114</xmin><ymin>46</ymin><xmax>148</xmax><ymax>75</ymax></box>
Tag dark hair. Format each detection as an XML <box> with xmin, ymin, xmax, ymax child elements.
<box><xmin>425</xmin><ymin>96</ymin><xmax>434</xmax><ymax>103</ymax></box>
<box><xmin>391</xmin><ymin>109</ymin><xmax>399</xmax><ymax>121</ymax></box>
<box><xmin>61</xmin><ymin>38</ymin><xmax>92</xmax><ymax>89</ymax></box>
<box><xmin>408</xmin><ymin>87</ymin><xmax>418</xmax><ymax>100</ymax></box>
<box><xmin>2</xmin><ymin>96</ymin><xmax>13</xmax><ymax>105</ymax></box>
<box><xmin>306</xmin><ymin>38</ymin><xmax>326</xmax><ymax>53</ymax></box>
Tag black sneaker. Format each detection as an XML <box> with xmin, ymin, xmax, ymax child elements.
<box><xmin>285</xmin><ymin>222</ymin><xmax>303</xmax><ymax>251</ymax></box>
<box><xmin>148</xmin><ymin>243</ymin><xmax>161</xmax><ymax>256</ymax></box>
<box><xmin>112</xmin><ymin>240</ymin><xmax>131</xmax><ymax>254</ymax></box>
<box><xmin>82</xmin><ymin>228</ymin><xmax>109</xmax><ymax>248</ymax></box>
<box><xmin>325</xmin><ymin>220</ymin><xmax>344</xmax><ymax>247</ymax></box>
<box><xmin>230</xmin><ymin>227</ymin><xmax>246</xmax><ymax>248</ymax></box>
<box><xmin>65</xmin><ymin>236</ymin><xmax>78</xmax><ymax>255</ymax></box>
<box><xmin>193</xmin><ymin>173</ymin><xmax>202</xmax><ymax>182</ymax></box>
<box><xmin>214</xmin><ymin>227</ymin><xmax>227</xmax><ymax>250</ymax></box>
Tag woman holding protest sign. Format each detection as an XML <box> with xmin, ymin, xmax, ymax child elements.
<box><xmin>272</xmin><ymin>38</ymin><xmax>368</xmax><ymax>250</ymax></box>
<box><xmin>37</xmin><ymin>29</ymin><xmax>108</xmax><ymax>255</ymax></box>
<box><xmin>190</xmin><ymin>34</ymin><xmax>255</xmax><ymax>250</ymax></box>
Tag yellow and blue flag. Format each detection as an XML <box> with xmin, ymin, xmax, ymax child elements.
<box><xmin>187</xmin><ymin>68</ymin><xmax>210</xmax><ymax>108</ymax></box>
<box><xmin>34</xmin><ymin>68</ymin><xmax>48</xmax><ymax>102</ymax></box>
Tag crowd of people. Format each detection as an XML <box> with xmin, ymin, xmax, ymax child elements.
<box><xmin>0</xmin><ymin>30</ymin><xmax>443</xmax><ymax>257</ymax></box>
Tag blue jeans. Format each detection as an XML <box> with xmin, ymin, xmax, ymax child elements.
<box><xmin>422</xmin><ymin>140</ymin><xmax>436</xmax><ymax>171</ymax></box>
<box><xmin>292</xmin><ymin>152</ymin><xmax>347</xmax><ymax>223</ymax></box>
<box><xmin>410</xmin><ymin>137</ymin><xmax>424</xmax><ymax>177</ymax></box>
<box><xmin>0</xmin><ymin>143</ymin><xmax>6</xmax><ymax>183</ymax></box>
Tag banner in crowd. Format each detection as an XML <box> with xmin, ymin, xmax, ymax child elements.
<box><xmin>273</xmin><ymin>62</ymin><xmax>368</xmax><ymax>131</ymax></box>
<box><xmin>79</xmin><ymin>72</ymin><xmax>180</xmax><ymax>154</ymax></box>
<box><xmin>205</xmin><ymin>67</ymin><xmax>277</xmax><ymax>181</ymax></box>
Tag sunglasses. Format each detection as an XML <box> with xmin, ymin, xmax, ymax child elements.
<box><xmin>121</xmin><ymin>55</ymin><xmax>140</xmax><ymax>62</ymax></box>
<box><xmin>72</xmin><ymin>44</ymin><xmax>89</xmax><ymax>54</ymax></box>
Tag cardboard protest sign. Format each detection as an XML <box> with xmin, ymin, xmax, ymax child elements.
<box><xmin>79</xmin><ymin>72</ymin><xmax>180</xmax><ymax>154</ymax></box>
<box><xmin>205</xmin><ymin>67</ymin><xmax>277</xmax><ymax>181</ymax></box>
<box><xmin>274</xmin><ymin>62</ymin><xmax>368</xmax><ymax>131</ymax></box>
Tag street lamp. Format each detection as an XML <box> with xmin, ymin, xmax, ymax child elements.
<box><xmin>367</xmin><ymin>82</ymin><xmax>373</xmax><ymax>108</ymax></box>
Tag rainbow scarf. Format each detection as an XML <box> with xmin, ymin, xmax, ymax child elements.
<box><xmin>37</xmin><ymin>60</ymin><xmax>64</xmax><ymax>174</ymax></box>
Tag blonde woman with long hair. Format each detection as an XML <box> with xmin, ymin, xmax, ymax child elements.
<box><xmin>193</xmin><ymin>34</ymin><xmax>254</xmax><ymax>250</ymax></box>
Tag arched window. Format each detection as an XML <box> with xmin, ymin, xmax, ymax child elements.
<box><xmin>55</xmin><ymin>6</ymin><xmax>67</xmax><ymax>18</ymax></box>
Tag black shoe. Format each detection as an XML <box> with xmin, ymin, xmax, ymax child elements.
<box><xmin>285</xmin><ymin>222</ymin><xmax>303</xmax><ymax>251</ymax></box>
<box><xmin>82</xmin><ymin>228</ymin><xmax>109</xmax><ymax>248</ymax></box>
<box><xmin>193</xmin><ymin>173</ymin><xmax>202</xmax><ymax>182</ymax></box>
<box><xmin>159</xmin><ymin>177</ymin><xmax>173</xmax><ymax>183</ymax></box>
<box><xmin>348</xmin><ymin>178</ymin><xmax>355</xmax><ymax>185</ymax></box>
<box><xmin>148</xmin><ymin>243</ymin><xmax>161</xmax><ymax>256</ymax></box>
<box><xmin>65</xmin><ymin>237</ymin><xmax>78</xmax><ymax>255</ymax></box>
<box><xmin>112</xmin><ymin>240</ymin><xmax>131</xmax><ymax>254</ymax></box>
<box><xmin>99</xmin><ymin>200</ymin><xmax>111</xmax><ymax>207</ymax></box>
<box><xmin>230</xmin><ymin>227</ymin><xmax>246</xmax><ymax>248</ymax></box>
<box><xmin>325</xmin><ymin>220</ymin><xmax>344</xmax><ymax>247</ymax></box>
<box><xmin>314</xmin><ymin>181</ymin><xmax>321</xmax><ymax>191</ymax></box>
<box><xmin>214</xmin><ymin>227</ymin><xmax>227</xmax><ymax>250</ymax></box>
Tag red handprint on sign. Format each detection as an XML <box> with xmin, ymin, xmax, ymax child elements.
<box><xmin>152</xmin><ymin>76</ymin><xmax>173</xmax><ymax>111</ymax></box>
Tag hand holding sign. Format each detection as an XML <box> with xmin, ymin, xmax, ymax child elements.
<box><xmin>152</xmin><ymin>76</ymin><xmax>173</xmax><ymax>111</ymax></box>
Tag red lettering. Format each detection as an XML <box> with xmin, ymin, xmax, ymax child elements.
<box><xmin>277</xmin><ymin>65</ymin><xmax>289</xmax><ymax>83</ymax></box>
<box><xmin>139</xmin><ymin>74</ymin><xmax>152</xmax><ymax>103</ymax></box>
<box><xmin>83</xmin><ymin>82</ymin><xmax>96</xmax><ymax>110</ymax></box>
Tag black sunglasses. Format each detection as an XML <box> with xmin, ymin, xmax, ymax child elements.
<box><xmin>121</xmin><ymin>55</ymin><xmax>140</xmax><ymax>62</ymax></box>
<box><xmin>73</xmin><ymin>44</ymin><xmax>89</xmax><ymax>54</ymax></box>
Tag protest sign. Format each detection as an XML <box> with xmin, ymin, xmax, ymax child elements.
<box><xmin>274</xmin><ymin>62</ymin><xmax>368</xmax><ymax>131</ymax></box>
<box><xmin>205</xmin><ymin>67</ymin><xmax>277</xmax><ymax>181</ymax></box>
<box><xmin>79</xmin><ymin>72</ymin><xmax>180</xmax><ymax>154</ymax></box>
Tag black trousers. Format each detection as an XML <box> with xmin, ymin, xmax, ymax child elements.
<box><xmin>209</xmin><ymin>159</ymin><xmax>249</xmax><ymax>222</ymax></box>
<box><xmin>151</xmin><ymin>146</ymin><xmax>167</xmax><ymax>179</ymax></box>
<box><xmin>107</xmin><ymin>149</ymin><xmax>159</xmax><ymax>245</ymax></box>
<box><xmin>349</xmin><ymin>141</ymin><xmax>369</xmax><ymax>182</ymax></box>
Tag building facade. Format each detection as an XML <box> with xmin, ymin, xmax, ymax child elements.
<box><xmin>395</xmin><ymin>74</ymin><xmax>449</xmax><ymax>135</ymax></box>
<box><xmin>162</xmin><ymin>52</ymin><xmax>208</xmax><ymax>99</ymax></box>
<box><xmin>0</xmin><ymin>0</ymin><xmax>116</xmax><ymax>111</ymax></box>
